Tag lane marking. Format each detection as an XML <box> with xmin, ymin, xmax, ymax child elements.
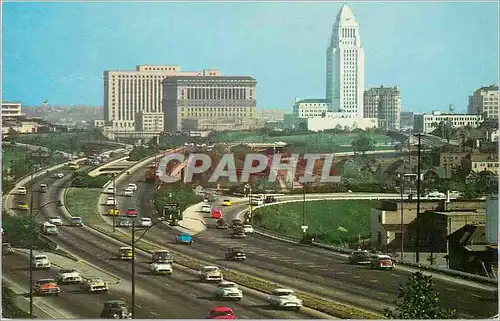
<box><xmin>446</xmin><ymin>288</ymin><xmax>457</xmax><ymax>292</ymax></box>
<box><xmin>353</xmin><ymin>275</ymin><xmax>361</xmax><ymax>279</ymax></box>
<box><xmin>470</xmin><ymin>293</ymin><xmax>482</xmax><ymax>299</ymax></box>
<box><xmin>370</xmin><ymin>279</ymin><xmax>379</xmax><ymax>283</ymax></box>
<box><xmin>149</xmin><ymin>311</ymin><xmax>160</xmax><ymax>316</ymax></box>
<box><xmin>390</xmin><ymin>273</ymin><xmax>399</xmax><ymax>277</ymax></box>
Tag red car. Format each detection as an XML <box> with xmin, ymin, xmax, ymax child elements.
<box><xmin>127</xmin><ymin>208</ymin><xmax>138</xmax><ymax>217</ymax></box>
<box><xmin>207</xmin><ymin>307</ymin><xmax>237</xmax><ymax>319</ymax></box>
<box><xmin>211</xmin><ymin>208</ymin><xmax>222</xmax><ymax>219</ymax></box>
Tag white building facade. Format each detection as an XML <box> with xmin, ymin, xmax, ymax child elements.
<box><xmin>468</xmin><ymin>85</ymin><xmax>499</xmax><ymax>119</ymax></box>
<box><xmin>2</xmin><ymin>101</ymin><xmax>22</xmax><ymax>119</ymax></box>
<box><xmin>414</xmin><ymin>111</ymin><xmax>483</xmax><ymax>134</ymax></box>
<box><xmin>304</xmin><ymin>112</ymin><xmax>377</xmax><ymax>132</ymax></box>
<box><xmin>292</xmin><ymin>98</ymin><xmax>329</xmax><ymax>119</ymax></box>
<box><xmin>326</xmin><ymin>4</ymin><xmax>365</xmax><ymax>118</ymax></box>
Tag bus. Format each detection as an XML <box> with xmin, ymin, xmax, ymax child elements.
<box><xmin>67</xmin><ymin>161</ymin><xmax>79</xmax><ymax>170</ymax></box>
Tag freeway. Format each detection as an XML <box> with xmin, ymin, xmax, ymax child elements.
<box><xmin>9</xmin><ymin>169</ymin><xmax>323</xmax><ymax>319</ymax></box>
<box><xmin>112</xmin><ymin>168</ymin><xmax>498</xmax><ymax>318</ymax></box>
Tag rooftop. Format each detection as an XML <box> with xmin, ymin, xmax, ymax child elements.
<box><xmin>296</xmin><ymin>99</ymin><xmax>329</xmax><ymax>104</ymax></box>
<box><xmin>162</xmin><ymin>76</ymin><xmax>255</xmax><ymax>81</ymax></box>
<box><xmin>335</xmin><ymin>4</ymin><xmax>356</xmax><ymax>25</ymax></box>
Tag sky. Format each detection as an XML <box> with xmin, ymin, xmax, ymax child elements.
<box><xmin>2</xmin><ymin>1</ymin><xmax>499</xmax><ymax>113</ymax></box>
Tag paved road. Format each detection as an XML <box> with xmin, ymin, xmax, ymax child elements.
<box><xmin>9</xmin><ymin>169</ymin><xmax>321</xmax><ymax>319</ymax></box>
<box><xmin>113</xmin><ymin>168</ymin><xmax>498</xmax><ymax>318</ymax></box>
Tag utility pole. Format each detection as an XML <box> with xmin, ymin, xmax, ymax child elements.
<box><xmin>112</xmin><ymin>173</ymin><xmax>116</xmax><ymax>232</ymax></box>
<box><xmin>131</xmin><ymin>220</ymin><xmax>136</xmax><ymax>319</ymax></box>
<box><xmin>302</xmin><ymin>183</ymin><xmax>306</xmax><ymax>238</ymax></box>
<box><xmin>399</xmin><ymin>169</ymin><xmax>405</xmax><ymax>262</ymax></box>
<box><xmin>415</xmin><ymin>133</ymin><xmax>424</xmax><ymax>263</ymax></box>
<box><xmin>29</xmin><ymin>170</ymin><xmax>34</xmax><ymax>318</ymax></box>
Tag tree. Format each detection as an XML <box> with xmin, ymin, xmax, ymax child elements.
<box><xmin>351</xmin><ymin>134</ymin><xmax>375</xmax><ymax>156</ymax></box>
<box><xmin>383</xmin><ymin>271</ymin><xmax>456</xmax><ymax>319</ymax></box>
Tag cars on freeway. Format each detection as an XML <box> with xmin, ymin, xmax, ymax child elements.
<box><xmin>211</xmin><ymin>208</ymin><xmax>223</xmax><ymax>219</ymax></box>
<box><xmin>100</xmin><ymin>300</ymin><xmax>132</xmax><ymax>319</ymax></box>
<box><xmin>222</xmin><ymin>199</ymin><xmax>232</xmax><ymax>206</ymax></box>
<box><xmin>230</xmin><ymin>219</ymin><xmax>242</xmax><ymax>229</ymax></box>
<box><xmin>207</xmin><ymin>307</ymin><xmax>236</xmax><ymax>319</ymax></box>
<box><xmin>106</xmin><ymin>197</ymin><xmax>117</xmax><ymax>206</ymax></box>
<box><xmin>242</xmin><ymin>224</ymin><xmax>254</xmax><ymax>234</ymax></box>
<box><xmin>49</xmin><ymin>216</ymin><xmax>63</xmax><ymax>226</ymax></box>
<box><xmin>32</xmin><ymin>254</ymin><xmax>51</xmax><ymax>269</ymax></box>
<box><xmin>150</xmin><ymin>262</ymin><xmax>173</xmax><ymax>275</ymax></box>
<box><xmin>40</xmin><ymin>184</ymin><xmax>48</xmax><ymax>193</ymax></box>
<box><xmin>199</xmin><ymin>265</ymin><xmax>223</xmax><ymax>282</ymax></box>
<box><xmin>2</xmin><ymin>243</ymin><xmax>15</xmax><ymax>255</ymax></box>
<box><xmin>70</xmin><ymin>217</ymin><xmax>84</xmax><ymax>227</ymax></box>
<box><xmin>33</xmin><ymin>279</ymin><xmax>60</xmax><ymax>296</ymax></box>
<box><xmin>16</xmin><ymin>186</ymin><xmax>27</xmax><ymax>195</ymax></box>
<box><xmin>225</xmin><ymin>247</ymin><xmax>246</xmax><ymax>261</ymax></box>
<box><xmin>108</xmin><ymin>207</ymin><xmax>120</xmax><ymax>216</ymax></box>
<box><xmin>251</xmin><ymin>198</ymin><xmax>264</xmax><ymax>206</ymax></box>
<box><xmin>123</xmin><ymin>188</ymin><xmax>134</xmax><ymax>197</ymax></box>
<box><xmin>40</xmin><ymin>222</ymin><xmax>59</xmax><ymax>236</ymax></box>
<box><xmin>52</xmin><ymin>172</ymin><xmax>64</xmax><ymax>179</ymax></box>
<box><xmin>126</xmin><ymin>183</ymin><xmax>137</xmax><ymax>191</ymax></box>
<box><xmin>80</xmin><ymin>277</ymin><xmax>108</xmax><ymax>293</ymax></box>
<box><xmin>215</xmin><ymin>281</ymin><xmax>243</xmax><ymax>300</ymax></box>
<box><xmin>151</xmin><ymin>249</ymin><xmax>174</xmax><ymax>263</ymax></box>
<box><xmin>370</xmin><ymin>254</ymin><xmax>395</xmax><ymax>270</ymax></box>
<box><xmin>201</xmin><ymin>204</ymin><xmax>212</xmax><ymax>213</ymax></box>
<box><xmin>117</xmin><ymin>246</ymin><xmax>134</xmax><ymax>260</ymax></box>
<box><xmin>106</xmin><ymin>186</ymin><xmax>116</xmax><ymax>194</ymax></box>
<box><xmin>17</xmin><ymin>201</ymin><xmax>29</xmax><ymax>210</ymax></box>
<box><xmin>116</xmin><ymin>217</ymin><xmax>131</xmax><ymax>228</ymax></box>
<box><xmin>216</xmin><ymin>218</ymin><xmax>229</xmax><ymax>229</ymax></box>
<box><xmin>126</xmin><ymin>208</ymin><xmax>138</xmax><ymax>217</ymax></box>
<box><xmin>139</xmin><ymin>217</ymin><xmax>152</xmax><ymax>227</ymax></box>
<box><xmin>174</xmin><ymin>232</ymin><xmax>193</xmax><ymax>245</ymax></box>
<box><xmin>268</xmin><ymin>288</ymin><xmax>303</xmax><ymax>310</ymax></box>
<box><xmin>348</xmin><ymin>250</ymin><xmax>372</xmax><ymax>265</ymax></box>
<box><xmin>264</xmin><ymin>196</ymin><xmax>278</xmax><ymax>203</ymax></box>
<box><xmin>231</xmin><ymin>227</ymin><xmax>246</xmax><ymax>239</ymax></box>
<box><xmin>67</xmin><ymin>161</ymin><xmax>80</xmax><ymax>170</ymax></box>
<box><xmin>56</xmin><ymin>268</ymin><xmax>82</xmax><ymax>284</ymax></box>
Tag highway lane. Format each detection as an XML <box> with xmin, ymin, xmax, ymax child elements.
<box><xmin>114</xmin><ymin>170</ymin><xmax>498</xmax><ymax>318</ymax></box>
<box><xmin>18</xmin><ymin>169</ymin><xmax>321</xmax><ymax>319</ymax></box>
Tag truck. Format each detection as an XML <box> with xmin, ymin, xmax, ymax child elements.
<box><xmin>41</xmin><ymin>222</ymin><xmax>59</xmax><ymax>236</ymax></box>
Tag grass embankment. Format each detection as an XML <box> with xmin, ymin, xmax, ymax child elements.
<box><xmin>2</xmin><ymin>283</ymin><xmax>30</xmax><ymax>318</ymax></box>
<box><xmin>253</xmin><ymin>200</ymin><xmax>374</xmax><ymax>245</ymax></box>
<box><xmin>2</xmin><ymin>146</ymin><xmax>28</xmax><ymax>171</ymax></box>
<box><xmin>65</xmin><ymin>188</ymin><xmax>106</xmax><ymax>226</ymax></box>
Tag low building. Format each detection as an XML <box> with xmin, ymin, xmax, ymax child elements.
<box><xmin>135</xmin><ymin>111</ymin><xmax>163</xmax><ymax>133</ymax></box>
<box><xmin>1</xmin><ymin>121</ymin><xmax>44</xmax><ymax>134</ymax></box>
<box><xmin>414</xmin><ymin>111</ymin><xmax>483</xmax><ymax>134</ymax></box>
<box><xmin>463</xmin><ymin>153</ymin><xmax>499</xmax><ymax>175</ymax></box>
<box><xmin>439</xmin><ymin>152</ymin><xmax>469</xmax><ymax>169</ymax></box>
<box><xmin>283</xmin><ymin>113</ymin><xmax>295</xmax><ymax>129</ymax></box>
<box><xmin>306</xmin><ymin>112</ymin><xmax>377</xmax><ymax>132</ymax></box>
<box><xmin>93</xmin><ymin>119</ymin><xmax>105</xmax><ymax>128</ymax></box>
<box><xmin>2</xmin><ymin>101</ymin><xmax>22</xmax><ymax>119</ymax></box>
<box><xmin>292</xmin><ymin>98</ymin><xmax>329</xmax><ymax>119</ymax></box>
<box><xmin>400</xmin><ymin>111</ymin><xmax>414</xmax><ymax>130</ymax></box>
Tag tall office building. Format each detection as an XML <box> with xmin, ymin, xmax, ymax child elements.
<box><xmin>102</xmin><ymin>65</ymin><xmax>220</xmax><ymax>131</ymax></box>
<box><xmin>467</xmin><ymin>85</ymin><xmax>499</xmax><ymax>119</ymax></box>
<box><xmin>326</xmin><ymin>4</ymin><xmax>365</xmax><ymax>118</ymax></box>
<box><xmin>364</xmin><ymin>86</ymin><xmax>401</xmax><ymax>130</ymax></box>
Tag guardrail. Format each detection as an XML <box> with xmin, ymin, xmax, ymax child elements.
<box><xmin>242</xmin><ymin>200</ymin><xmax>498</xmax><ymax>286</ymax></box>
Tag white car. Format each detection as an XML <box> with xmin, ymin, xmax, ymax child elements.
<box><xmin>201</xmin><ymin>204</ymin><xmax>211</xmax><ymax>213</ymax></box>
<box><xmin>53</xmin><ymin>173</ymin><xmax>64</xmax><ymax>179</ymax></box>
<box><xmin>123</xmin><ymin>188</ymin><xmax>134</xmax><ymax>197</ymax></box>
<box><xmin>127</xmin><ymin>183</ymin><xmax>138</xmax><ymax>191</ymax></box>
<box><xmin>80</xmin><ymin>277</ymin><xmax>108</xmax><ymax>293</ymax></box>
<box><xmin>56</xmin><ymin>268</ymin><xmax>82</xmax><ymax>284</ymax></box>
<box><xmin>242</xmin><ymin>225</ymin><xmax>254</xmax><ymax>234</ymax></box>
<box><xmin>268</xmin><ymin>288</ymin><xmax>303</xmax><ymax>310</ymax></box>
<box><xmin>150</xmin><ymin>262</ymin><xmax>173</xmax><ymax>275</ymax></box>
<box><xmin>199</xmin><ymin>265</ymin><xmax>223</xmax><ymax>282</ymax></box>
<box><xmin>215</xmin><ymin>281</ymin><xmax>243</xmax><ymax>300</ymax></box>
<box><xmin>139</xmin><ymin>217</ymin><xmax>152</xmax><ymax>227</ymax></box>
<box><xmin>105</xmin><ymin>197</ymin><xmax>117</xmax><ymax>206</ymax></box>
<box><xmin>48</xmin><ymin>216</ymin><xmax>63</xmax><ymax>226</ymax></box>
<box><xmin>105</xmin><ymin>186</ymin><xmax>116</xmax><ymax>194</ymax></box>
<box><xmin>251</xmin><ymin>198</ymin><xmax>264</xmax><ymax>206</ymax></box>
<box><xmin>17</xmin><ymin>187</ymin><xmax>27</xmax><ymax>195</ymax></box>
<box><xmin>32</xmin><ymin>255</ymin><xmax>51</xmax><ymax>269</ymax></box>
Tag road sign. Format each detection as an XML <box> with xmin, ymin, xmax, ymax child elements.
<box><xmin>301</xmin><ymin>226</ymin><xmax>308</xmax><ymax>232</ymax></box>
<box><xmin>164</xmin><ymin>202</ymin><xmax>179</xmax><ymax>211</ymax></box>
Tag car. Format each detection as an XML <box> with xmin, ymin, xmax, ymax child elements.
<box><xmin>52</xmin><ymin>172</ymin><xmax>64</xmax><ymax>179</ymax></box>
<box><xmin>175</xmin><ymin>232</ymin><xmax>193</xmax><ymax>245</ymax></box>
<box><xmin>126</xmin><ymin>208</ymin><xmax>138</xmax><ymax>217</ymax></box>
<box><xmin>116</xmin><ymin>217</ymin><xmax>131</xmax><ymax>228</ymax></box>
<box><xmin>207</xmin><ymin>307</ymin><xmax>237</xmax><ymax>319</ymax></box>
<box><xmin>16</xmin><ymin>186</ymin><xmax>27</xmax><ymax>195</ymax></box>
<box><xmin>40</xmin><ymin>184</ymin><xmax>48</xmax><ymax>193</ymax></box>
<box><xmin>251</xmin><ymin>198</ymin><xmax>264</xmax><ymax>206</ymax></box>
<box><xmin>106</xmin><ymin>197</ymin><xmax>117</xmax><ymax>206</ymax></box>
<box><xmin>211</xmin><ymin>208</ymin><xmax>223</xmax><ymax>219</ymax></box>
<box><xmin>348</xmin><ymin>250</ymin><xmax>372</xmax><ymax>265</ymax></box>
<box><xmin>123</xmin><ymin>188</ymin><xmax>134</xmax><ymax>197</ymax></box>
<box><xmin>70</xmin><ymin>217</ymin><xmax>84</xmax><ymax>227</ymax></box>
<box><xmin>126</xmin><ymin>183</ymin><xmax>138</xmax><ymax>191</ymax></box>
<box><xmin>231</xmin><ymin>228</ymin><xmax>246</xmax><ymax>239</ymax></box>
<box><xmin>151</xmin><ymin>249</ymin><xmax>174</xmax><ymax>263</ymax></box>
<box><xmin>80</xmin><ymin>277</ymin><xmax>108</xmax><ymax>293</ymax></box>
<box><xmin>17</xmin><ymin>201</ymin><xmax>29</xmax><ymax>210</ymax></box>
<box><xmin>216</xmin><ymin>218</ymin><xmax>229</xmax><ymax>229</ymax></box>
<box><xmin>33</xmin><ymin>279</ymin><xmax>60</xmax><ymax>296</ymax></box>
<box><xmin>150</xmin><ymin>262</ymin><xmax>173</xmax><ymax>275</ymax></box>
<box><xmin>108</xmin><ymin>207</ymin><xmax>120</xmax><ymax>216</ymax></box>
<box><xmin>56</xmin><ymin>268</ymin><xmax>82</xmax><ymax>284</ymax></box>
<box><xmin>370</xmin><ymin>254</ymin><xmax>395</xmax><ymax>270</ymax></box>
<box><xmin>204</xmin><ymin>193</ymin><xmax>216</xmax><ymax>203</ymax></box>
<box><xmin>201</xmin><ymin>204</ymin><xmax>212</xmax><ymax>213</ymax></box>
<box><xmin>242</xmin><ymin>225</ymin><xmax>254</xmax><ymax>234</ymax></box>
<box><xmin>48</xmin><ymin>216</ymin><xmax>63</xmax><ymax>226</ymax></box>
<box><xmin>100</xmin><ymin>300</ymin><xmax>132</xmax><ymax>319</ymax></box>
<box><xmin>106</xmin><ymin>186</ymin><xmax>116</xmax><ymax>194</ymax></box>
<box><xmin>268</xmin><ymin>288</ymin><xmax>303</xmax><ymax>310</ymax></box>
<box><xmin>2</xmin><ymin>243</ymin><xmax>15</xmax><ymax>255</ymax></box>
<box><xmin>117</xmin><ymin>246</ymin><xmax>134</xmax><ymax>260</ymax></box>
<box><xmin>225</xmin><ymin>247</ymin><xmax>246</xmax><ymax>261</ymax></box>
<box><xmin>230</xmin><ymin>219</ymin><xmax>242</xmax><ymax>229</ymax></box>
<box><xmin>265</xmin><ymin>196</ymin><xmax>278</xmax><ymax>203</ymax></box>
<box><xmin>139</xmin><ymin>217</ymin><xmax>152</xmax><ymax>227</ymax></box>
<box><xmin>222</xmin><ymin>200</ymin><xmax>232</xmax><ymax>206</ymax></box>
<box><xmin>199</xmin><ymin>265</ymin><xmax>223</xmax><ymax>282</ymax></box>
<box><xmin>215</xmin><ymin>281</ymin><xmax>243</xmax><ymax>300</ymax></box>
<box><xmin>32</xmin><ymin>254</ymin><xmax>51</xmax><ymax>269</ymax></box>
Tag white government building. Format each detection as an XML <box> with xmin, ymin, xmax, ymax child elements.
<box><xmin>414</xmin><ymin>111</ymin><xmax>484</xmax><ymax>134</ymax></box>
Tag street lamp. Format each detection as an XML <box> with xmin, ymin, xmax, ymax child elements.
<box><xmin>130</xmin><ymin>217</ymin><xmax>166</xmax><ymax>319</ymax></box>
